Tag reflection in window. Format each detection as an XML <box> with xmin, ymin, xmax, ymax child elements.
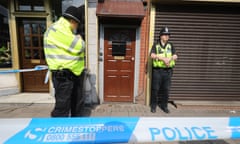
<box><xmin>33</xmin><ymin>49</ymin><xmax>39</xmax><ymax>59</ymax></box>
<box><xmin>32</xmin><ymin>24</ymin><xmax>39</xmax><ymax>34</ymax></box>
<box><xmin>24</xmin><ymin>37</ymin><xmax>31</xmax><ymax>47</ymax></box>
<box><xmin>40</xmin><ymin>24</ymin><xmax>46</xmax><ymax>34</ymax></box>
<box><xmin>24</xmin><ymin>49</ymin><xmax>31</xmax><ymax>59</ymax></box>
<box><xmin>24</xmin><ymin>24</ymin><xmax>30</xmax><ymax>35</ymax></box>
<box><xmin>0</xmin><ymin>2</ymin><xmax>12</xmax><ymax>68</ymax></box>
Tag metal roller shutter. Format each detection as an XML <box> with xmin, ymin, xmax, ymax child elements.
<box><xmin>154</xmin><ymin>4</ymin><xmax>240</xmax><ymax>101</ymax></box>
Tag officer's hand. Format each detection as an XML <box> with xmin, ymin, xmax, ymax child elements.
<box><xmin>172</xmin><ymin>55</ymin><xmax>178</xmax><ymax>61</ymax></box>
<box><xmin>76</xmin><ymin>34</ymin><xmax>82</xmax><ymax>39</ymax></box>
<box><xmin>163</xmin><ymin>57</ymin><xmax>171</xmax><ymax>67</ymax></box>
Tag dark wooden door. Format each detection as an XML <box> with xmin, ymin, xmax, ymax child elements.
<box><xmin>18</xmin><ymin>18</ymin><xmax>48</xmax><ymax>92</ymax></box>
<box><xmin>104</xmin><ymin>28</ymin><xmax>136</xmax><ymax>102</ymax></box>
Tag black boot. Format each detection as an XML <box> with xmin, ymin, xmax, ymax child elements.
<box><xmin>151</xmin><ymin>105</ymin><xmax>156</xmax><ymax>113</ymax></box>
<box><xmin>160</xmin><ymin>101</ymin><xmax>170</xmax><ymax>113</ymax></box>
<box><xmin>161</xmin><ymin>106</ymin><xmax>170</xmax><ymax>113</ymax></box>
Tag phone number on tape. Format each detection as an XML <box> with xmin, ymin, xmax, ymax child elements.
<box><xmin>43</xmin><ymin>133</ymin><xmax>95</xmax><ymax>142</ymax></box>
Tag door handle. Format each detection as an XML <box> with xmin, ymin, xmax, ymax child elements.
<box><xmin>131</xmin><ymin>57</ymin><xmax>135</xmax><ymax>61</ymax></box>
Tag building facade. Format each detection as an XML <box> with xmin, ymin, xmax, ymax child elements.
<box><xmin>0</xmin><ymin>0</ymin><xmax>239</xmax><ymax>105</ymax></box>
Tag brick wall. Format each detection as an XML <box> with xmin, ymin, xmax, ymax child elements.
<box><xmin>136</xmin><ymin>0</ymin><xmax>150</xmax><ymax>105</ymax></box>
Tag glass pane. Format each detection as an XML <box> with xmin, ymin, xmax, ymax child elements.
<box><xmin>33</xmin><ymin>49</ymin><xmax>40</xmax><ymax>59</ymax></box>
<box><xmin>0</xmin><ymin>2</ymin><xmax>12</xmax><ymax>68</ymax></box>
<box><xmin>41</xmin><ymin>50</ymin><xmax>45</xmax><ymax>59</ymax></box>
<box><xmin>17</xmin><ymin>0</ymin><xmax>45</xmax><ymax>11</ymax></box>
<box><xmin>19</xmin><ymin>5</ymin><xmax>31</xmax><ymax>11</ymax></box>
<box><xmin>33</xmin><ymin>0</ymin><xmax>45</xmax><ymax>11</ymax></box>
<box><xmin>40</xmin><ymin>23</ymin><xmax>46</xmax><ymax>34</ymax></box>
<box><xmin>34</xmin><ymin>6</ymin><xmax>44</xmax><ymax>11</ymax></box>
<box><xmin>24</xmin><ymin>37</ymin><xmax>31</xmax><ymax>47</ymax></box>
<box><xmin>24</xmin><ymin>24</ymin><xmax>30</xmax><ymax>35</ymax></box>
<box><xmin>24</xmin><ymin>49</ymin><xmax>31</xmax><ymax>59</ymax></box>
<box><xmin>112</xmin><ymin>41</ymin><xmax>126</xmax><ymax>56</ymax></box>
<box><xmin>18</xmin><ymin>0</ymin><xmax>31</xmax><ymax>11</ymax></box>
<box><xmin>32</xmin><ymin>24</ymin><xmax>39</xmax><ymax>34</ymax></box>
<box><xmin>32</xmin><ymin>37</ymin><xmax>39</xmax><ymax>47</ymax></box>
<box><xmin>109</xmin><ymin>32</ymin><xmax>131</xmax><ymax>42</ymax></box>
<box><xmin>40</xmin><ymin>36</ymin><xmax>43</xmax><ymax>46</ymax></box>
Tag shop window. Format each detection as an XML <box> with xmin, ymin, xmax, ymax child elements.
<box><xmin>15</xmin><ymin>0</ymin><xmax>45</xmax><ymax>11</ymax></box>
<box><xmin>0</xmin><ymin>2</ymin><xmax>12</xmax><ymax>68</ymax></box>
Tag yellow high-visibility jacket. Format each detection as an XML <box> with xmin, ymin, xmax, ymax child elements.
<box><xmin>44</xmin><ymin>17</ymin><xmax>85</xmax><ymax>76</ymax></box>
<box><xmin>153</xmin><ymin>43</ymin><xmax>175</xmax><ymax>68</ymax></box>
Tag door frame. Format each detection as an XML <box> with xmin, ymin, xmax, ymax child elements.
<box><xmin>99</xmin><ymin>24</ymin><xmax>141</xmax><ymax>103</ymax></box>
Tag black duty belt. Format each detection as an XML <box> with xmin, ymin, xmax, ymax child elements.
<box><xmin>51</xmin><ymin>69</ymin><xmax>77</xmax><ymax>78</ymax></box>
<box><xmin>153</xmin><ymin>67</ymin><xmax>172</xmax><ymax>72</ymax></box>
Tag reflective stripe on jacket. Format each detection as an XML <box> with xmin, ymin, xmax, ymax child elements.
<box><xmin>153</xmin><ymin>43</ymin><xmax>175</xmax><ymax>68</ymax></box>
<box><xmin>44</xmin><ymin>17</ymin><xmax>85</xmax><ymax>76</ymax></box>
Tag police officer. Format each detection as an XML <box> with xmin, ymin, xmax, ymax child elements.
<box><xmin>44</xmin><ymin>6</ymin><xmax>85</xmax><ymax>117</ymax></box>
<box><xmin>150</xmin><ymin>27</ymin><xmax>178</xmax><ymax>113</ymax></box>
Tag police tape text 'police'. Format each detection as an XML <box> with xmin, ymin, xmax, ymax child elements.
<box><xmin>149</xmin><ymin>126</ymin><xmax>218</xmax><ymax>141</ymax></box>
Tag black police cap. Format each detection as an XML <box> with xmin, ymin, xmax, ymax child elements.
<box><xmin>63</xmin><ymin>6</ymin><xmax>81</xmax><ymax>23</ymax></box>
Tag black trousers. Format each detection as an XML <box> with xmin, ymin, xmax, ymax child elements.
<box><xmin>51</xmin><ymin>69</ymin><xmax>84</xmax><ymax>117</ymax></box>
<box><xmin>151</xmin><ymin>68</ymin><xmax>172</xmax><ymax>109</ymax></box>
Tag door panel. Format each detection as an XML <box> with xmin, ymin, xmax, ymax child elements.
<box><xmin>104</xmin><ymin>28</ymin><xmax>136</xmax><ymax>102</ymax></box>
<box><xmin>18</xmin><ymin>18</ymin><xmax>48</xmax><ymax>92</ymax></box>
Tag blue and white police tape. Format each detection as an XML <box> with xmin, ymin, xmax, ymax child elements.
<box><xmin>0</xmin><ymin>65</ymin><xmax>48</xmax><ymax>74</ymax></box>
<box><xmin>0</xmin><ymin>117</ymin><xmax>239</xmax><ymax>144</ymax></box>
<box><xmin>0</xmin><ymin>65</ymin><xmax>49</xmax><ymax>83</ymax></box>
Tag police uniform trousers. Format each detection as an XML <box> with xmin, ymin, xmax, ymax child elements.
<box><xmin>151</xmin><ymin>68</ymin><xmax>172</xmax><ymax>109</ymax></box>
<box><xmin>51</xmin><ymin>69</ymin><xmax>84</xmax><ymax>117</ymax></box>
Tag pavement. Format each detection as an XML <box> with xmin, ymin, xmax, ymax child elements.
<box><xmin>0</xmin><ymin>93</ymin><xmax>240</xmax><ymax>144</ymax></box>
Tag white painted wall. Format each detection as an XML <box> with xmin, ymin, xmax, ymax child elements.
<box><xmin>87</xmin><ymin>0</ymin><xmax>98</xmax><ymax>76</ymax></box>
<box><xmin>0</xmin><ymin>74</ymin><xmax>19</xmax><ymax>96</ymax></box>
<box><xmin>86</xmin><ymin>0</ymin><xmax>99</xmax><ymax>104</ymax></box>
